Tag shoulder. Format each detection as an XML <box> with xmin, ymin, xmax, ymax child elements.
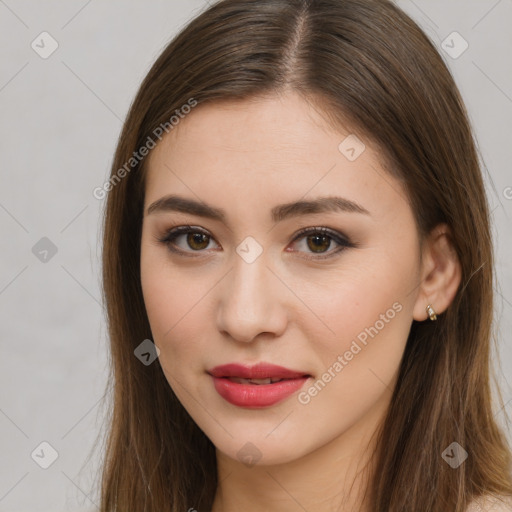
<box><xmin>466</xmin><ymin>495</ymin><xmax>512</xmax><ymax>512</ymax></box>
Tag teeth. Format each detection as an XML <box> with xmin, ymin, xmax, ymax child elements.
<box><xmin>228</xmin><ymin>377</ymin><xmax>284</xmax><ymax>385</ymax></box>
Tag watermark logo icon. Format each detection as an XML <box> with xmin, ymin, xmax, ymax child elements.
<box><xmin>236</xmin><ymin>236</ymin><xmax>263</xmax><ymax>264</ymax></box>
<box><xmin>32</xmin><ymin>237</ymin><xmax>58</xmax><ymax>263</ymax></box>
<box><xmin>31</xmin><ymin>32</ymin><xmax>59</xmax><ymax>59</ymax></box>
<box><xmin>338</xmin><ymin>134</ymin><xmax>366</xmax><ymax>161</ymax></box>
<box><xmin>441</xmin><ymin>32</ymin><xmax>469</xmax><ymax>59</ymax></box>
<box><xmin>31</xmin><ymin>441</ymin><xmax>59</xmax><ymax>469</ymax></box>
<box><xmin>236</xmin><ymin>442</ymin><xmax>262</xmax><ymax>467</ymax></box>
<box><xmin>134</xmin><ymin>339</ymin><xmax>160</xmax><ymax>366</ymax></box>
<box><xmin>442</xmin><ymin>442</ymin><xmax>468</xmax><ymax>468</ymax></box>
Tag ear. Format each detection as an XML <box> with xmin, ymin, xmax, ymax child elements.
<box><xmin>413</xmin><ymin>223</ymin><xmax>462</xmax><ymax>321</ymax></box>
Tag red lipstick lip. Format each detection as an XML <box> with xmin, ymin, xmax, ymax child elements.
<box><xmin>207</xmin><ymin>362</ymin><xmax>309</xmax><ymax>379</ymax></box>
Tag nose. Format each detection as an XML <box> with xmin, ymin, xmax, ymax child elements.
<box><xmin>215</xmin><ymin>252</ymin><xmax>289</xmax><ymax>344</ymax></box>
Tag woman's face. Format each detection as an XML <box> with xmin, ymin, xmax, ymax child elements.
<box><xmin>140</xmin><ymin>92</ymin><xmax>424</xmax><ymax>466</ymax></box>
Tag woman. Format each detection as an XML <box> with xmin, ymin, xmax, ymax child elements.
<box><xmin>97</xmin><ymin>0</ymin><xmax>512</xmax><ymax>510</ymax></box>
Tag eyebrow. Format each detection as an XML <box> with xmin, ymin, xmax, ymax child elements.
<box><xmin>145</xmin><ymin>194</ymin><xmax>370</xmax><ymax>222</ymax></box>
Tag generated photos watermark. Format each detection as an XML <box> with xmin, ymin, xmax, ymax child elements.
<box><xmin>93</xmin><ymin>97</ymin><xmax>198</xmax><ymax>200</ymax></box>
<box><xmin>298</xmin><ymin>301</ymin><xmax>403</xmax><ymax>405</ymax></box>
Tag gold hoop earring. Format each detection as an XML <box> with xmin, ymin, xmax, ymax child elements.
<box><xmin>426</xmin><ymin>304</ymin><xmax>437</xmax><ymax>321</ymax></box>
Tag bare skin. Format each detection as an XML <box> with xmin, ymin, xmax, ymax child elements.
<box><xmin>140</xmin><ymin>91</ymin><xmax>461</xmax><ymax>512</ymax></box>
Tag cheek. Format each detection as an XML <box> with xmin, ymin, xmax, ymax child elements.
<box><xmin>294</xmin><ymin>264</ymin><xmax>414</xmax><ymax>438</ymax></box>
<box><xmin>140</xmin><ymin>251</ymin><xmax>213</xmax><ymax>375</ymax></box>
<box><xmin>293</xmin><ymin>249</ymin><xmax>417</xmax><ymax>370</ymax></box>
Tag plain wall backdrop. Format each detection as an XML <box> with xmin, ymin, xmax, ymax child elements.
<box><xmin>0</xmin><ymin>1</ymin><xmax>511</xmax><ymax>510</ymax></box>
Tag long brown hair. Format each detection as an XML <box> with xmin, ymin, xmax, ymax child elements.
<box><xmin>97</xmin><ymin>0</ymin><xmax>512</xmax><ymax>510</ymax></box>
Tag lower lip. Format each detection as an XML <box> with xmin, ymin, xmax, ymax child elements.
<box><xmin>211</xmin><ymin>376</ymin><xmax>309</xmax><ymax>408</ymax></box>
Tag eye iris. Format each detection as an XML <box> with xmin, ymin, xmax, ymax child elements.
<box><xmin>307</xmin><ymin>234</ymin><xmax>331</xmax><ymax>253</ymax></box>
<box><xmin>187</xmin><ymin>232</ymin><xmax>209</xmax><ymax>250</ymax></box>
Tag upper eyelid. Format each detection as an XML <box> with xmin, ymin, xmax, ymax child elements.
<box><xmin>161</xmin><ymin>225</ymin><xmax>348</xmax><ymax>242</ymax></box>
<box><xmin>292</xmin><ymin>226</ymin><xmax>349</xmax><ymax>241</ymax></box>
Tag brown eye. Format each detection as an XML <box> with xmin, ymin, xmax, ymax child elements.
<box><xmin>158</xmin><ymin>225</ymin><xmax>219</xmax><ymax>255</ymax></box>
<box><xmin>289</xmin><ymin>227</ymin><xmax>353</xmax><ymax>260</ymax></box>
<box><xmin>306</xmin><ymin>234</ymin><xmax>332</xmax><ymax>253</ymax></box>
<box><xmin>187</xmin><ymin>232</ymin><xmax>210</xmax><ymax>250</ymax></box>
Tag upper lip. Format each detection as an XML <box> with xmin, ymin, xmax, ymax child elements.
<box><xmin>208</xmin><ymin>362</ymin><xmax>310</xmax><ymax>379</ymax></box>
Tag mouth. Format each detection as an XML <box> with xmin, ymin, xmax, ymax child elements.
<box><xmin>207</xmin><ymin>362</ymin><xmax>310</xmax><ymax>380</ymax></box>
<box><xmin>222</xmin><ymin>376</ymin><xmax>292</xmax><ymax>385</ymax></box>
<box><xmin>207</xmin><ymin>362</ymin><xmax>311</xmax><ymax>408</ymax></box>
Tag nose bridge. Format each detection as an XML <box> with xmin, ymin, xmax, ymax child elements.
<box><xmin>216</xmin><ymin>247</ymin><xmax>286</xmax><ymax>343</ymax></box>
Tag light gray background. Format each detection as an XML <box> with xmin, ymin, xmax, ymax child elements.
<box><xmin>0</xmin><ymin>1</ymin><xmax>510</xmax><ymax>510</ymax></box>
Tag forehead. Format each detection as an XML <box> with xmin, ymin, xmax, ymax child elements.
<box><xmin>148</xmin><ymin>93</ymin><xmax>363</xmax><ymax>170</ymax></box>
<box><xmin>144</xmin><ymin>92</ymin><xmax>409</xmax><ymax>223</ymax></box>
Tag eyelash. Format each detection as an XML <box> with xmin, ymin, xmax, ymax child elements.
<box><xmin>156</xmin><ymin>225</ymin><xmax>354</xmax><ymax>261</ymax></box>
